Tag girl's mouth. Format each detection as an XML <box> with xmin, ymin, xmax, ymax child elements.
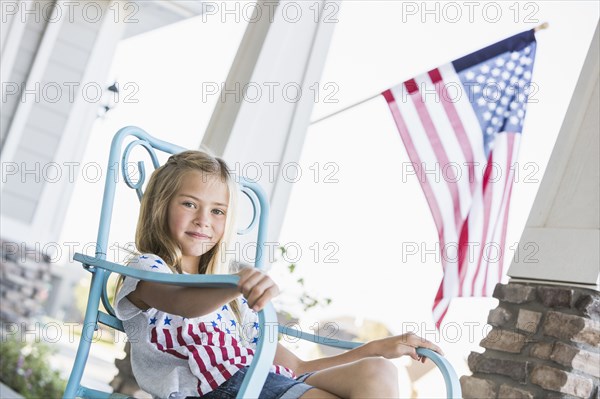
<box><xmin>187</xmin><ymin>232</ymin><xmax>211</xmax><ymax>239</ymax></box>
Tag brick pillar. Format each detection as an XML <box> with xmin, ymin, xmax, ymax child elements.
<box><xmin>461</xmin><ymin>282</ymin><xmax>599</xmax><ymax>399</ymax></box>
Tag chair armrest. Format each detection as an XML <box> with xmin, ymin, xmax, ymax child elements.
<box><xmin>416</xmin><ymin>348</ymin><xmax>461</xmax><ymax>398</ymax></box>
<box><xmin>73</xmin><ymin>253</ymin><xmax>241</xmax><ymax>288</ymax></box>
<box><xmin>72</xmin><ymin>253</ymin><xmax>277</xmax><ymax>399</ymax></box>
<box><xmin>278</xmin><ymin>325</ymin><xmax>361</xmax><ymax>349</ymax></box>
<box><xmin>278</xmin><ymin>326</ymin><xmax>461</xmax><ymax>398</ymax></box>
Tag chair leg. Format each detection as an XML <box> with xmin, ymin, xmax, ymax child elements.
<box><xmin>63</xmin><ymin>270</ymin><xmax>106</xmax><ymax>398</ymax></box>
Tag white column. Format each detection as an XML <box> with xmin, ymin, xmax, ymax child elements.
<box><xmin>508</xmin><ymin>22</ymin><xmax>599</xmax><ymax>289</ymax></box>
<box><xmin>201</xmin><ymin>0</ymin><xmax>339</xmax><ymax>244</ymax></box>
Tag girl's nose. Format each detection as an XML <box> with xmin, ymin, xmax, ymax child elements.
<box><xmin>194</xmin><ymin>211</ymin><xmax>210</xmax><ymax>227</ymax></box>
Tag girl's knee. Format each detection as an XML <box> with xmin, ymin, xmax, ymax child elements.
<box><xmin>355</xmin><ymin>358</ymin><xmax>398</xmax><ymax>380</ymax></box>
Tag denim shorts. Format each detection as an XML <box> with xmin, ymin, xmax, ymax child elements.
<box><xmin>189</xmin><ymin>367</ymin><xmax>315</xmax><ymax>399</ymax></box>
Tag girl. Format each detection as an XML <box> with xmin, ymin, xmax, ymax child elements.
<box><xmin>114</xmin><ymin>150</ymin><xmax>443</xmax><ymax>399</ymax></box>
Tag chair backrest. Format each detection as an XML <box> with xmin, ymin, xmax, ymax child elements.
<box><xmin>92</xmin><ymin>126</ymin><xmax>270</xmax><ymax>331</ymax></box>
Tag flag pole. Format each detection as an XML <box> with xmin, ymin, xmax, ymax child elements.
<box><xmin>534</xmin><ymin>22</ymin><xmax>549</xmax><ymax>32</ymax></box>
<box><xmin>309</xmin><ymin>23</ymin><xmax>549</xmax><ymax>126</ymax></box>
<box><xmin>309</xmin><ymin>92</ymin><xmax>381</xmax><ymax>125</ymax></box>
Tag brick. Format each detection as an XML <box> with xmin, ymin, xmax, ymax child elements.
<box><xmin>488</xmin><ymin>306</ymin><xmax>513</xmax><ymax>327</ymax></box>
<box><xmin>498</xmin><ymin>384</ymin><xmax>534</xmax><ymax>399</ymax></box>
<box><xmin>542</xmin><ymin>311</ymin><xmax>600</xmax><ymax>347</ymax></box>
<box><xmin>480</xmin><ymin>328</ymin><xmax>527</xmax><ymax>353</ymax></box>
<box><xmin>575</xmin><ymin>294</ymin><xmax>600</xmax><ymax>321</ymax></box>
<box><xmin>530</xmin><ymin>365</ymin><xmax>593</xmax><ymax>398</ymax></box>
<box><xmin>516</xmin><ymin>309</ymin><xmax>542</xmax><ymax>333</ymax></box>
<box><xmin>460</xmin><ymin>375</ymin><xmax>497</xmax><ymax>399</ymax></box>
<box><xmin>493</xmin><ymin>283</ymin><xmax>536</xmax><ymax>303</ymax></box>
<box><xmin>550</xmin><ymin>342</ymin><xmax>600</xmax><ymax>378</ymax></box>
<box><xmin>468</xmin><ymin>352</ymin><xmax>528</xmax><ymax>382</ymax></box>
<box><xmin>530</xmin><ymin>342</ymin><xmax>554</xmax><ymax>360</ymax></box>
<box><xmin>537</xmin><ymin>286</ymin><xmax>573</xmax><ymax>308</ymax></box>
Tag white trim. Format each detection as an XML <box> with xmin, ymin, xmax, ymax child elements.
<box><xmin>0</xmin><ymin>1</ymin><xmax>65</xmax><ymax>246</ymax></box>
<box><xmin>508</xmin><ymin>227</ymin><xmax>599</xmax><ymax>286</ymax></box>
<box><xmin>0</xmin><ymin>0</ymin><xmax>64</xmax><ymax>172</ymax></box>
<box><xmin>508</xmin><ymin>277</ymin><xmax>599</xmax><ymax>291</ymax></box>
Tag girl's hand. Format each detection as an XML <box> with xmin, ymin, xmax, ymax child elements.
<box><xmin>370</xmin><ymin>333</ymin><xmax>445</xmax><ymax>363</ymax></box>
<box><xmin>236</xmin><ymin>268</ymin><xmax>280</xmax><ymax>312</ymax></box>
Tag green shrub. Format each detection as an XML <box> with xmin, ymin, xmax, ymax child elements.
<box><xmin>0</xmin><ymin>335</ymin><xmax>66</xmax><ymax>398</ymax></box>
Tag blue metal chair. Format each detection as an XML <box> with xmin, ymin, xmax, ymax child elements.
<box><xmin>63</xmin><ymin>126</ymin><xmax>461</xmax><ymax>398</ymax></box>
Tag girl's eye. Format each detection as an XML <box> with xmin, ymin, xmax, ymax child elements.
<box><xmin>183</xmin><ymin>201</ymin><xmax>196</xmax><ymax>209</ymax></box>
<box><xmin>212</xmin><ymin>209</ymin><xmax>225</xmax><ymax>215</ymax></box>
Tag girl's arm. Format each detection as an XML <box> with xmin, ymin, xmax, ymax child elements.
<box><xmin>127</xmin><ymin>267</ymin><xmax>279</xmax><ymax>318</ymax></box>
<box><xmin>274</xmin><ymin>333</ymin><xmax>444</xmax><ymax>375</ymax></box>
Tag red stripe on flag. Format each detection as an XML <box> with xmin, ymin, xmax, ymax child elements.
<box><xmin>405</xmin><ymin>79</ymin><xmax>419</xmax><ymax>94</ymax></box>
<box><xmin>457</xmin><ymin>219</ymin><xmax>470</xmax><ymax>296</ymax></box>
<box><xmin>471</xmin><ymin>153</ymin><xmax>495</xmax><ymax>295</ymax></box>
<box><xmin>408</xmin><ymin>83</ymin><xmax>463</xmax><ymax>232</ymax></box>
<box><xmin>428</xmin><ymin>69</ymin><xmax>443</xmax><ymax>84</ymax></box>
<box><xmin>429</xmin><ymin>68</ymin><xmax>477</xmax><ymax>195</ymax></box>
<box><xmin>435</xmin><ymin>305</ymin><xmax>450</xmax><ymax>330</ymax></box>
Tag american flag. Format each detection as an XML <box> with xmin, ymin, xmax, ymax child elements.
<box><xmin>383</xmin><ymin>30</ymin><xmax>537</xmax><ymax>327</ymax></box>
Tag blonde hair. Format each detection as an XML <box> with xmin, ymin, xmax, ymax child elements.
<box><xmin>133</xmin><ymin>150</ymin><xmax>241</xmax><ymax>320</ymax></box>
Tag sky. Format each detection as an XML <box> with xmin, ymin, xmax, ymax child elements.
<box><xmin>58</xmin><ymin>1</ymin><xmax>599</xmax><ymax>396</ymax></box>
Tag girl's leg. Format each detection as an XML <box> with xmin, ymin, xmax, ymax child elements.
<box><xmin>301</xmin><ymin>358</ymin><xmax>399</xmax><ymax>399</ymax></box>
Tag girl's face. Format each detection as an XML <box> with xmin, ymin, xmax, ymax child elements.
<box><xmin>167</xmin><ymin>170</ymin><xmax>229</xmax><ymax>273</ymax></box>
